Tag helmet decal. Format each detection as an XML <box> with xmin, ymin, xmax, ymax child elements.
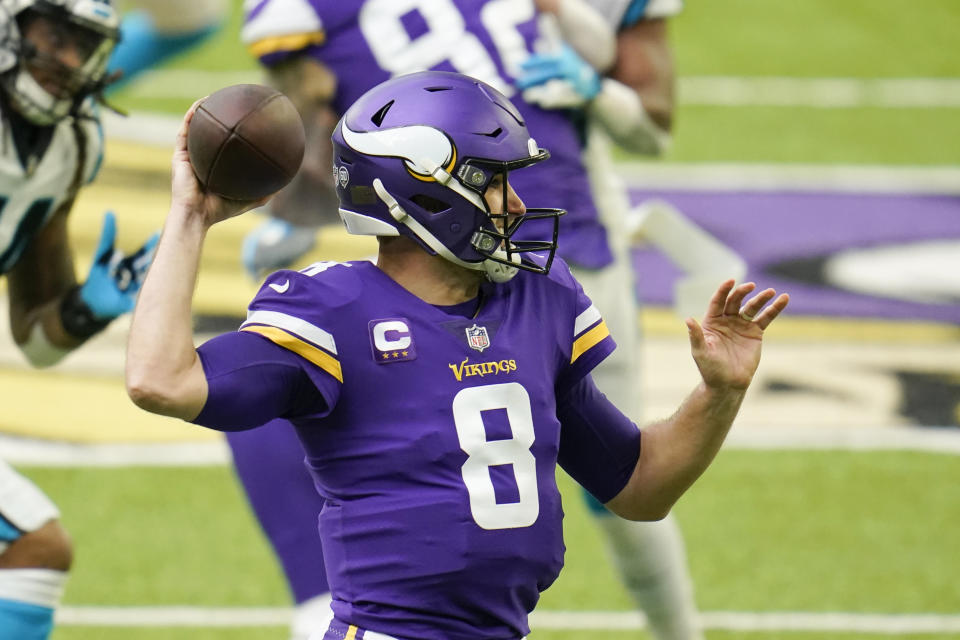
<box><xmin>340</xmin><ymin>121</ymin><xmax>456</xmax><ymax>181</ymax></box>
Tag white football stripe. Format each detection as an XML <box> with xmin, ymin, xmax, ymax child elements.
<box><xmin>242</xmin><ymin>309</ymin><xmax>337</xmax><ymax>355</ymax></box>
<box><xmin>574</xmin><ymin>305</ymin><xmax>602</xmax><ymax>337</ymax></box>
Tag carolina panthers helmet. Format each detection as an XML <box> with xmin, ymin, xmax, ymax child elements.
<box><xmin>331</xmin><ymin>70</ymin><xmax>565</xmax><ymax>283</ymax></box>
<box><xmin>0</xmin><ymin>0</ymin><xmax>120</xmax><ymax>125</ymax></box>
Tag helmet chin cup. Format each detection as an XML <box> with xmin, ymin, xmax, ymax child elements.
<box><xmin>5</xmin><ymin>68</ymin><xmax>69</xmax><ymax>125</ymax></box>
<box><xmin>483</xmin><ymin>250</ymin><xmax>521</xmax><ymax>283</ymax></box>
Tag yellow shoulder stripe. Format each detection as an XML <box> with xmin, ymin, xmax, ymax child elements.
<box><xmin>247</xmin><ymin>31</ymin><xmax>326</xmax><ymax>58</ymax></box>
<box><xmin>570</xmin><ymin>320</ymin><xmax>610</xmax><ymax>364</ymax></box>
<box><xmin>241</xmin><ymin>325</ymin><xmax>343</xmax><ymax>383</ymax></box>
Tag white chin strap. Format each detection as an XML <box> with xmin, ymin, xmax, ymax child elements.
<box><xmin>5</xmin><ymin>70</ymin><xmax>71</xmax><ymax>125</ymax></box>
<box><xmin>372</xmin><ymin>179</ymin><xmax>519</xmax><ymax>283</ymax></box>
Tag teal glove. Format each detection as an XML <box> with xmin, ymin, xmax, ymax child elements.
<box><xmin>79</xmin><ymin>212</ymin><xmax>159</xmax><ymax>319</ymax></box>
<box><xmin>515</xmin><ymin>44</ymin><xmax>602</xmax><ymax>108</ymax></box>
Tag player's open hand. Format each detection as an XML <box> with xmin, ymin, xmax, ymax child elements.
<box><xmin>686</xmin><ymin>280</ymin><xmax>789</xmax><ymax>391</ymax></box>
<box><xmin>170</xmin><ymin>100</ymin><xmax>271</xmax><ymax>228</ymax></box>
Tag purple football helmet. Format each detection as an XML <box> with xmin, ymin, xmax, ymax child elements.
<box><xmin>331</xmin><ymin>70</ymin><xmax>564</xmax><ymax>283</ymax></box>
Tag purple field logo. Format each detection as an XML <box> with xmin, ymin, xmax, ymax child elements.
<box><xmin>465</xmin><ymin>324</ymin><xmax>490</xmax><ymax>352</ymax></box>
<box><xmin>370</xmin><ymin>318</ymin><xmax>416</xmax><ymax>363</ymax></box>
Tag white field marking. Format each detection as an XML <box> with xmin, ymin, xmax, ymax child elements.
<box><xmin>615</xmin><ymin>162</ymin><xmax>960</xmax><ymax>194</ymax></box>
<box><xmin>680</xmin><ymin>76</ymin><xmax>960</xmax><ymax>108</ymax></box>
<box><xmin>0</xmin><ymin>434</ymin><xmax>232</xmax><ymax>467</ymax></box>
<box><xmin>122</xmin><ymin>70</ymin><xmax>960</xmax><ymax>108</ymax></box>
<box><xmin>53</xmin><ymin>607</ymin><xmax>960</xmax><ymax>633</ymax></box>
<box><xmin>5</xmin><ymin>426</ymin><xmax>960</xmax><ymax>467</ymax></box>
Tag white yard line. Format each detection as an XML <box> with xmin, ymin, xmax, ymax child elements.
<box><xmin>54</xmin><ymin>606</ymin><xmax>960</xmax><ymax>633</ymax></box>
<box><xmin>5</xmin><ymin>425</ymin><xmax>960</xmax><ymax>467</ymax></box>
<box><xmin>614</xmin><ymin>162</ymin><xmax>960</xmax><ymax>194</ymax></box>
<box><xmin>679</xmin><ymin>76</ymin><xmax>960</xmax><ymax>109</ymax></box>
<box><xmin>122</xmin><ymin>70</ymin><xmax>960</xmax><ymax>109</ymax></box>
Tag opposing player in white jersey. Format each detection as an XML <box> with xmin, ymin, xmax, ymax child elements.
<box><xmin>0</xmin><ymin>2</ymin><xmax>155</xmax><ymax>638</ymax></box>
<box><xmin>517</xmin><ymin>1</ymin><xmax>704</xmax><ymax>638</ymax></box>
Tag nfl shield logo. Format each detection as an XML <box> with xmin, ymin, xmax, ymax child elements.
<box><xmin>465</xmin><ymin>324</ymin><xmax>490</xmax><ymax>352</ymax></box>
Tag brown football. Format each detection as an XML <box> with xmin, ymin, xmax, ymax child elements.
<box><xmin>187</xmin><ymin>84</ymin><xmax>305</xmax><ymax>200</ymax></box>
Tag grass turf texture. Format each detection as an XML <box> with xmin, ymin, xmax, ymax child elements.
<box><xmin>21</xmin><ymin>450</ymin><xmax>960</xmax><ymax>616</ymax></box>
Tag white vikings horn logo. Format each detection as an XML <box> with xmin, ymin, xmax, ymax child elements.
<box><xmin>341</xmin><ymin>122</ymin><xmax>454</xmax><ymax>178</ymax></box>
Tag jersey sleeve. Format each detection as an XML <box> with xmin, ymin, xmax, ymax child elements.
<box><xmin>194</xmin><ymin>330</ymin><xmax>338</xmax><ymax>430</ymax></box>
<box><xmin>241</xmin><ymin>0</ymin><xmax>327</xmax><ymax>65</ymax></box>
<box><xmin>550</xmin><ymin>261</ymin><xmax>617</xmax><ymax>393</ymax></box>
<box><xmin>557</xmin><ymin>374</ymin><xmax>641</xmax><ymax>503</ymax></box>
<box><xmin>239</xmin><ymin>269</ymin><xmax>346</xmax><ymax>388</ymax></box>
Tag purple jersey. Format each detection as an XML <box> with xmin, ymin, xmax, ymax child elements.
<box><xmin>242</xmin><ymin>0</ymin><xmax>613</xmax><ymax>268</ymax></box>
<box><xmin>232</xmin><ymin>259</ymin><xmax>614</xmax><ymax>638</ymax></box>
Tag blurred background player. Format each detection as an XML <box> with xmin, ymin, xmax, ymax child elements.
<box><xmin>230</xmin><ymin>1</ymin><xmax>701</xmax><ymax>639</ymax></box>
<box><xmin>0</xmin><ymin>1</ymin><xmax>155</xmax><ymax>638</ymax></box>
<box><xmin>516</xmin><ymin>1</ymin><xmax>704</xmax><ymax>639</ymax></box>
<box><xmin>105</xmin><ymin>0</ymin><xmax>227</xmax><ymax>91</ymax></box>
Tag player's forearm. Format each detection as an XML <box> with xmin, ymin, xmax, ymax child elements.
<box><xmin>537</xmin><ymin>0</ymin><xmax>617</xmax><ymax>72</ymax></box>
<box><xmin>607</xmin><ymin>382</ymin><xmax>745</xmax><ymax>520</ymax></box>
<box><xmin>125</xmin><ymin>206</ymin><xmax>208</xmax><ymax>419</ymax></box>
<box><xmin>589</xmin><ymin>77</ymin><xmax>671</xmax><ymax>156</ymax></box>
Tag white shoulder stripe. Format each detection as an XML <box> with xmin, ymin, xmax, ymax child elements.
<box><xmin>242</xmin><ymin>310</ymin><xmax>337</xmax><ymax>355</ymax></box>
<box><xmin>574</xmin><ymin>305</ymin><xmax>603</xmax><ymax>337</ymax></box>
<box><xmin>241</xmin><ymin>0</ymin><xmax>323</xmax><ymax>45</ymax></box>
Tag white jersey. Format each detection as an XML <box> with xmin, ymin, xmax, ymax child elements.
<box><xmin>0</xmin><ymin>101</ymin><xmax>103</xmax><ymax>274</ymax></box>
<box><xmin>586</xmin><ymin>0</ymin><xmax>683</xmax><ymax>28</ymax></box>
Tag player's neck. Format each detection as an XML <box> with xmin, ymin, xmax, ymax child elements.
<box><xmin>376</xmin><ymin>237</ymin><xmax>483</xmax><ymax>305</ymax></box>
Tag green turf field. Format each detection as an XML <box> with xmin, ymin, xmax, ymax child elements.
<box><xmin>21</xmin><ymin>449</ymin><xmax>960</xmax><ymax>638</ymax></box>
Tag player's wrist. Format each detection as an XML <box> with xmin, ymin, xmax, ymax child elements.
<box><xmin>61</xmin><ymin>285</ymin><xmax>113</xmax><ymax>339</ymax></box>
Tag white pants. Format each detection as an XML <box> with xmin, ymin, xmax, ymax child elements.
<box><xmin>0</xmin><ymin>459</ymin><xmax>60</xmax><ymax>554</ymax></box>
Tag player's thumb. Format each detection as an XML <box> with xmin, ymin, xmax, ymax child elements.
<box><xmin>94</xmin><ymin>211</ymin><xmax>117</xmax><ymax>263</ymax></box>
<box><xmin>686</xmin><ymin>317</ymin><xmax>706</xmax><ymax>353</ymax></box>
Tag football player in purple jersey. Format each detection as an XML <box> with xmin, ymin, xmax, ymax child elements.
<box><xmin>230</xmin><ymin>1</ymin><xmax>698</xmax><ymax>638</ymax></box>
<box><xmin>231</xmin><ymin>1</ymin><xmax>657</xmax><ymax>637</ymax></box>
<box><xmin>126</xmin><ymin>70</ymin><xmax>789</xmax><ymax>640</ymax></box>
<box><xmin>235</xmin><ymin>1</ymin><xmax>702</xmax><ymax>638</ymax></box>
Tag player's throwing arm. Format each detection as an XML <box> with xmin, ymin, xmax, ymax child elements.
<box><xmin>125</xmin><ymin>86</ymin><xmax>304</xmax><ymax>418</ymax></box>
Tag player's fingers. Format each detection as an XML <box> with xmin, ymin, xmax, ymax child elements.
<box><xmin>94</xmin><ymin>211</ymin><xmax>117</xmax><ymax>260</ymax></box>
<box><xmin>686</xmin><ymin>317</ymin><xmax>705</xmax><ymax>351</ymax></box>
<box><xmin>723</xmin><ymin>281</ymin><xmax>756</xmax><ymax>316</ymax></box>
<box><xmin>754</xmin><ymin>293</ymin><xmax>790</xmax><ymax>330</ymax></box>
<box><xmin>518</xmin><ymin>54</ymin><xmax>559</xmax><ymax>72</ymax></box>
<box><xmin>706</xmin><ymin>279</ymin><xmax>736</xmax><ymax>317</ymax></box>
<box><xmin>738</xmin><ymin>288</ymin><xmax>776</xmax><ymax>321</ymax></box>
<box><xmin>515</xmin><ymin>67</ymin><xmax>562</xmax><ymax>89</ymax></box>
